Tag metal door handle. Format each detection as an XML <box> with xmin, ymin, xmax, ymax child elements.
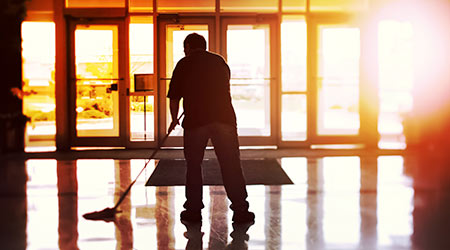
<box><xmin>107</xmin><ymin>83</ymin><xmax>118</xmax><ymax>93</ymax></box>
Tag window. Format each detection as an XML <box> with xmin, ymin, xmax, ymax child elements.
<box><xmin>377</xmin><ymin>20</ymin><xmax>414</xmax><ymax>149</ymax></box>
<box><xmin>129</xmin><ymin>16</ymin><xmax>155</xmax><ymax>141</ymax></box>
<box><xmin>21</xmin><ymin>22</ymin><xmax>56</xmax><ymax>151</ymax></box>
<box><xmin>281</xmin><ymin>16</ymin><xmax>307</xmax><ymax>141</ymax></box>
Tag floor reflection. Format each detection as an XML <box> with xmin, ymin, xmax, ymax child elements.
<box><xmin>411</xmin><ymin>151</ymin><xmax>450</xmax><ymax>249</ymax></box>
<box><xmin>57</xmin><ymin>160</ymin><xmax>78</xmax><ymax>250</ymax></box>
<box><xmin>226</xmin><ymin>222</ymin><xmax>254</xmax><ymax>249</ymax></box>
<box><xmin>0</xmin><ymin>152</ymin><xmax>448</xmax><ymax>249</ymax></box>
<box><xmin>114</xmin><ymin>160</ymin><xmax>133</xmax><ymax>250</ymax></box>
<box><xmin>306</xmin><ymin>158</ymin><xmax>325</xmax><ymax>250</ymax></box>
<box><xmin>265</xmin><ymin>185</ymin><xmax>281</xmax><ymax>249</ymax></box>
<box><xmin>208</xmin><ymin>186</ymin><xmax>228</xmax><ymax>249</ymax></box>
<box><xmin>182</xmin><ymin>221</ymin><xmax>203</xmax><ymax>250</ymax></box>
<box><xmin>359</xmin><ymin>156</ymin><xmax>378</xmax><ymax>249</ymax></box>
<box><xmin>156</xmin><ymin>186</ymin><xmax>175</xmax><ymax>249</ymax></box>
<box><xmin>0</xmin><ymin>160</ymin><xmax>27</xmax><ymax>249</ymax></box>
<box><xmin>182</xmin><ymin>220</ymin><xmax>254</xmax><ymax>250</ymax></box>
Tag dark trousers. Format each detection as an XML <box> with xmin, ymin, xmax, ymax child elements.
<box><xmin>183</xmin><ymin>122</ymin><xmax>249</xmax><ymax>212</ymax></box>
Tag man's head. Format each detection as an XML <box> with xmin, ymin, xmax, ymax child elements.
<box><xmin>183</xmin><ymin>33</ymin><xmax>206</xmax><ymax>56</ymax></box>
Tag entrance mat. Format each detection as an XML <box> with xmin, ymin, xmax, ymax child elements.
<box><xmin>145</xmin><ymin>159</ymin><xmax>293</xmax><ymax>186</ymax></box>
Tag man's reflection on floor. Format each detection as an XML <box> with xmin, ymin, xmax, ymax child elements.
<box><xmin>182</xmin><ymin>221</ymin><xmax>203</xmax><ymax>250</ymax></box>
<box><xmin>226</xmin><ymin>222</ymin><xmax>255</xmax><ymax>250</ymax></box>
<box><xmin>181</xmin><ymin>221</ymin><xmax>254</xmax><ymax>250</ymax></box>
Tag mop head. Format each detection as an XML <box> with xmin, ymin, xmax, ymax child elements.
<box><xmin>83</xmin><ymin>207</ymin><xmax>117</xmax><ymax>222</ymax></box>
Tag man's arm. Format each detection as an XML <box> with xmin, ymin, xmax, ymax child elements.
<box><xmin>168</xmin><ymin>98</ymin><xmax>180</xmax><ymax>133</ymax></box>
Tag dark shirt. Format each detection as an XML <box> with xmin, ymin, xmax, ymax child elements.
<box><xmin>167</xmin><ymin>50</ymin><xmax>237</xmax><ymax>129</ymax></box>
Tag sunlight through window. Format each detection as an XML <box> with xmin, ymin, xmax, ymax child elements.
<box><xmin>21</xmin><ymin>22</ymin><xmax>56</xmax><ymax>151</ymax></box>
<box><xmin>227</xmin><ymin>24</ymin><xmax>271</xmax><ymax>136</ymax></box>
<box><xmin>74</xmin><ymin>25</ymin><xmax>120</xmax><ymax>137</ymax></box>
<box><xmin>317</xmin><ymin>26</ymin><xmax>360</xmax><ymax>136</ymax></box>
<box><xmin>281</xmin><ymin>17</ymin><xmax>307</xmax><ymax>141</ymax></box>
<box><xmin>378</xmin><ymin>20</ymin><xmax>414</xmax><ymax>149</ymax></box>
<box><xmin>129</xmin><ymin>17</ymin><xmax>155</xmax><ymax>141</ymax></box>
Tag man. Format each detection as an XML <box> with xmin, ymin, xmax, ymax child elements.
<box><xmin>167</xmin><ymin>33</ymin><xmax>254</xmax><ymax>223</ymax></box>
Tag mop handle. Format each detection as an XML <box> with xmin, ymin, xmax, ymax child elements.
<box><xmin>113</xmin><ymin>112</ymin><xmax>185</xmax><ymax>210</ymax></box>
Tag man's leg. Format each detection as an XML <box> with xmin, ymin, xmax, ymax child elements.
<box><xmin>183</xmin><ymin>126</ymin><xmax>209</xmax><ymax>212</ymax></box>
<box><xmin>209</xmin><ymin>123</ymin><xmax>250</xmax><ymax>213</ymax></box>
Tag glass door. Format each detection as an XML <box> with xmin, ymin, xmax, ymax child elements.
<box><xmin>69</xmin><ymin>20</ymin><xmax>127</xmax><ymax>146</ymax></box>
<box><xmin>309</xmin><ymin>18</ymin><xmax>362</xmax><ymax>144</ymax></box>
<box><xmin>158</xmin><ymin>15</ymin><xmax>276</xmax><ymax>147</ymax></box>
<box><xmin>221</xmin><ymin>16</ymin><xmax>277</xmax><ymax>145</ymax></box>
<box><xmin>158</xmin><ymin>16</ymin><xmax>215</xmax><ymax>146</ymax></box>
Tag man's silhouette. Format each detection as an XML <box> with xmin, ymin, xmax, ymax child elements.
<box><xmin>167</xmin><ymin>33</ymin><xmax>254</xmax><ymax>223</ymax></box>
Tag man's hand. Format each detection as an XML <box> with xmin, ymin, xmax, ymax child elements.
<box><xmin>168</xmin><ymin>119</ymin><xmax>179</xmax><ymax>133</ymax></box>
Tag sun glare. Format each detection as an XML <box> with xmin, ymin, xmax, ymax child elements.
<box><xmin>377</xmin><ymin>20</ymin><xmax>414</xmax><ymax>149</ymax></box>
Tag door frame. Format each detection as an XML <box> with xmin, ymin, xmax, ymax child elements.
<box><xmin>68</xmin><ymin>18</ymin><xmax>129</xmax><ymax>147</ymax></box>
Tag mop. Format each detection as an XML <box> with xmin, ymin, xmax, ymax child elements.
<box><xmin>83</xmin><ymin>113</ymin><xmax>184</xmax><ymax>221</ymax></box>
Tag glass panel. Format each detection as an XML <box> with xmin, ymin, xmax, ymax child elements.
<box><xmin>281</xmin><ymin>16</ymin><xmax>307</xmax><ymax>92</ymax></box>
<box><xmin>75</xmin><ymin>25</ymin><xmax>119</xmax><ymax>137</ymax></box>
<box><xmin>221</xmin><ymin>0</ymin><xmax>278</xmax><ymax>12</ymax></box>
<box><xmin>66</xmin><ymin>0</ymin><xmax>125</xmax><ymax>8</ymax></box>
<box><xmin>166</xmin><ymin>25</ymin><xmax>209</xmax><ymax>136</ymax></box>
<box><xmin>377</xmin><ymin>21</ymin><xmax>413</xmax><ymax>149</ymax></box>
<box><xmin>130</xmin><ymin>96</ymin><xmax>154</xmax><ymax>141</ymax></box>
<box><xmin>129</xmin><ymin>0</ymin><xmax>153</xmax><ymax>12</ymax></box>
<box><xmin>129</xmin><ymin>16</ymin><xmax>155</xmax><ymax>141</ymax></box>
<box><xmin>282</xmin><ymin>0</ymin><xmax>306</xmax><ymax>12</ymax></box>
<box><xmin>317</xmin><ymin>25</ymin><xmax>360</xmax><ymax>135</ymax></box>
<box><xmin>310</xmin><ymin>0</ymin><xmax>368</xmax><ymax>12</ymax></box>
<box><xmin>130</xmin><ymin>16</ymin><xmax>154</xmax><ymax>91</ymax></box>
<box><xmin>21</xmin><ymin>22</ymin><xmax>56</xmax><ymax>151</ymax></box>
<box><xmin>166</xmin><ymin>25</ymin><xmax>209</xmax><ymax>78</ymax></box>
<box><xmin>282</xmin><ymin>94</ymin><xmax>307</xmax><ymax>141</ymax></box>
<box><xmin>158</xmin><ymin>0</ymin><xmax>215</xmax><ymax>12</ymax></box>
<box><xmin>227</xmin><ymin>24</ymin><xmax>271</xmax><ymax>136</ymax></box>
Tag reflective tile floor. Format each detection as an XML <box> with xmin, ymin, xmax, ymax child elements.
<box><xmin>1</xmin><ymin>152</ymin><xmax>450</xmax><ymax>250</ymax></box>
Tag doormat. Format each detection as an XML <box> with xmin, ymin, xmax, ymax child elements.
<box><xmin>145</xmin><ymin>159</ymin><xmax>293</xmax><ymax>186</ymax></box>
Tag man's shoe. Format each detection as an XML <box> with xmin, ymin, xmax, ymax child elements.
<box><xmin>180</xmin><ymin>210</ymin><xmax>202</xmax><ymax>222</ymax></box>
<box><xmin>232</xmin><ymin>211</ymin><xmax>255</xmax><ymax>223</ymax></box>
